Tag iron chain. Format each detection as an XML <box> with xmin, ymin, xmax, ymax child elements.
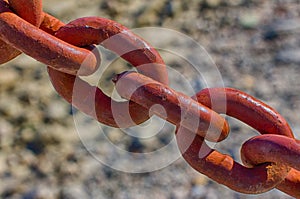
<box><xmin>0</xmin><ymin>0</ymin><xmax>299</xmax><ymax>197</ymax></box>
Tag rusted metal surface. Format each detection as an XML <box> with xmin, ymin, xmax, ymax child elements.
<box><xmin>40</xmin><ymin>13</ymin><xmax>65</xmax><ymax>35</ymax></box>
<box><xmin>195</xmin><ymin>88</ymin><xmax>300</xmax><ymax>197</ymax></box>
<box><xmin>47</xmin><ymin>68</ymin><xmax>151</xmax><ymax>128</ymax></box>
<box><xmin>113</xmin><ymin>71</ymin><xmax>229</xmax><ymax>142</ymax></box>
<box><xmin>113</xmin><ymin>75</ymin><xmax>300</xmax><ymax>196</ymax></box>
<box><xmin>55</xmin><ymin>17</ymin><xmax>168</xmax><ymax>85</ymax></box>
<box><xmin>0</xmin><ymin>0</ymin><xmax>169</xmax><ymax>126</ymax></box>
<box><xmin>0</xmin><ymin>0</ymin><xmax>98</xmax><ymax>76</ymax></box>
<box><xmin>47</xmin><ymin>17</ymin><xmax>169</xmax><ymax>127</ymax></box>
<box><xmin>0</xmin><ymin>39</ymin><xmax>21</xmax><ymax>64</ymax></box>
<box><xmin>0</xmin><ymin>0</ymin><xmax>43</xmax><ymax>64</ymax></box>
<box><xmin>0</xmin><ymin>0</ymin><xmax>38</xmax><ymax>64</ymax></box>
<box><xmin>176</xmin><ymin>129</ymin><xmax>290</xmax><ymax>194</ymax></box>
<box><xmin>0</xmin><ymin>0</ymin><xmax>299</xmax><ymax>197</ymax></box>
<box><xmin>241</xmin><ymin>134</ymin><xmax>300</xmax><ymax>197</ymax></box>
<box><xmin>8</xmin><ymin>0</ymin><xmax>43</xmax><ymax>26</ymax></box>
<box><xmin>194</xmin><ymin>88</ymin><xmax>294</xmax><ymax>138</ymax></box>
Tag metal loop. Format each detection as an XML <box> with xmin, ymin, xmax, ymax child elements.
<box><xmin>8</xmin><ymin>0</ymin><xmax>43</xmax><ymax>26</ymax></box>
<box><xmin>113</xmin><ymin>71</ymin><xmax>229</xmax><ymax>142</ymax></box>
<box><xmin>176</xmin><ymin>87</ymin><xmax>294</xmax><ymax>194</ymax></box>
<box><xmin>54</xmin><ymin>17</ymin><xmax>169</xmax><ymax>85</ymax></box>
<box><xmin>0</xmin><ymin>0</ymin><xmax>99</xmax><ymax>76</ymax></box>
<box><xmin>194</xmin><ymin>88</ymin><xmax>294</xmax><ymax>138</ymax></box>
<box><xmin>241</xmin><ymin>134</ymin><xmax>300</xmax><ymax>197</ymax></box>
<box><xmin>47</xmin><ymin>17</ymin><xmax>169</xmax><ymax>128</ymax></box>
<box><xmin>0</xmin><ymin>0</ymin><xmax>43</xmax><ymax>64</ymax></box>
<box><xmin>0</xmin><ymin>1</ymin><xmax>298</xmax><ymax>197</ymax></box>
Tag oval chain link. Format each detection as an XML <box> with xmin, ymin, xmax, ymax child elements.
<box><xmin>0</xmin><ymin>0</ymin><xmax>299</xmax><ymax>197</ymax></box>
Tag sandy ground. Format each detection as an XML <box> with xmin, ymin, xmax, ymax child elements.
<box><xmin>0</xmin><ymin>0</ymin><xmax>300</xmax><ymax>198</ymax></box>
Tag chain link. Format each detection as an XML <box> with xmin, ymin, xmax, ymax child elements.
<box><xmin>0</xmin><ymin>0</ymin><xmax>299</xmax><ymax>197</ymax></box>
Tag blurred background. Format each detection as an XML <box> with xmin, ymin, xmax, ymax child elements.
<box><xmin>0</xmin><ymin>0</ymin><xmax>299</xmax><ymax>198</ymax></box>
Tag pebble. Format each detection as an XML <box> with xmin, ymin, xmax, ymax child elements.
<box><xmin>60</xmin><ymin>184</ymin><xmax>90</xmax><ymax>199</ymax></box>
<box><xmin>135</xmin><ymin>0</ymin><xmax>164</xmax><ymax>26</ymax></box>
<box><xmin>0</xmin><ymin>68</ymin><xmax>19</xmax><ymax>87</ymax></box>
<box><xmin>45</xmin><ymin>100</ymin><xmax>69</xmax><ymax>120</ymax></box>
<box><xmin>192</xmin><ymin>175</ymin><xmax>208</xmax><ymax>186</ymax></box>
<box><xmin>105</xmin><ymin>128</ymin><xmax>124</xmax><ymax>143</ymax></box>
<box><xmin>190</xmin><ymin>185</ymin><xmax>207</xmax><ymax>198</ymax></box>
<box><xmin>205</xmin><ymin>0</ymin><xmax>222</xmax><ymax>8</ymax></box>
<box><xmin>0</xmin><ymin>97</ymin><xmax>24</xmax><ymax>117</ymax></box>
<box><xmin>171</xmin><ymin>186</ymin><xmax>190</xmax><ymax>198</ymax></box>
<box><xmin>0</xmin><ymin>119</ymin><xmax>14</xmax><ymax>148</ymax></box>
<box><xmin>235</xmin><ymin>74</ymin><xmax>255</xmax><ymax>90</ymax></box>
<box><xmin>239</xmin><ymin>12</ymin><xmax>261</xmax><ymax>29</ymax></box>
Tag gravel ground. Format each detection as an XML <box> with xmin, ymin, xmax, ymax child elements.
<box><xmin>0</xmin><ymin>0</ymin><xmax>300</xmax><ymax>198</ymax></box>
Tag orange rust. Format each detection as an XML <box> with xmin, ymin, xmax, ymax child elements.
<box><xmin>176</xmin><ymin>128</ymin><xmax>290</xmax><ymax>194</ymax></box>
<box><xmin>0</xmin><ymin>1</ymin><xmax>99</xmax><ymax>76</ymax></box>
<box><xmin>241</xmin><ymin>135</ymin><xmax>300</xmax><ymax>197</ymax></box>
<box><xmin>47</xmin><ymin>68</ymin><xmax>151</xmax><ymax>128</ymax></box>
<box><xmin>113</xmin><ymin>71</ymin><xmax>229</xmax><ymax>142</ymax></box>
<box><xmin>40</xmin><ymin>13</ymin><xmax>65</xmax><ymax>35</ymax></box>
<box><xmin>195</xmin><ymin>88</ymin><xmax>294</xmax><ymax>138</ymax></box>
<box><xmin>0</xmin><ymin>39</ymin><xmax>20</xmax><ymax>64</ymax></box>
<box><xmin>55</xmin><ymin>17</ymin><xmax>168</xmax><ymax>85</ymax></box>
<box><xmin>8</xmin><ymin>0</ymin><xmax>44</xmax><ymax>26</ymax></box>
<box><xmin>0</xmin><ymin>0</ymin><xmax>44</xmax><ymax>64</ymax></box>
<box><xmin>277</xmin><ymin>169</ymin><xmax>300</xmax><ymax>198</ymax></box>
<box><xmin>47</xmin><ymin>17</ymin><xmax>169</xmax><ymax>127</ymax></box>
<box><xmin>0</xmin><ymin>0</ymin><xmax>169</xmax><ymax>127</ymax></box>
<box><xmin>0</xmin><ymin>1</ymin><xmax>299</xmax><ymax>197</ymax></box>
<box><xmin>175</xmin><ymin>87</ymin><xmax>297</xmax><ymax>194</ymax></box>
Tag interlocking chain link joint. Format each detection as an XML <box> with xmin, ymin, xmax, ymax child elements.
<box><xmin>0</xmin><ymin>0</ymin><xmax>299</xmax><ymax>198</ymax></box>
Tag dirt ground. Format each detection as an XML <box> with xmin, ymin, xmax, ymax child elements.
<box><xmin>0</xmin><ymin>0</ymin><xmax>299</xmax><ymax>198</ymax></box>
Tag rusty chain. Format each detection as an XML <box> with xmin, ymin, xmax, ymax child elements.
<box><xmin>0</xmin><ymin>0</ymin><xmax>299</xmax><ymax>198</ymax></box>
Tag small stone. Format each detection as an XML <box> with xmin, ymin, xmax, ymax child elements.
<box><xmin>236</xmin><ymin>74</ymin><xmax>255</xmax><ymax>90</ymax></box>
<box><xmin>171</xmin><ymin>186</ymin><xmax>189</xmax><ymax>198</ymax></box>
<box><xmin>0</xmin><ymin>97</ymin><xmax>24</xmax><ymax>117</ymax></box>
<box><xmin>60</xmin><ymin>184</ymin><xmax>89</xmax><ymax>199</ymax></box>
<box><xmin>192</xmin><ymin>176</ymin><xmax>208</xmax><ymax>186</ymax></box>
<box><xmin>205</xmin><ymin>0</ymin><xmax>221</xmax><ymax>8</ymax></box>
<box><xmin>136</xmin><ymin>8</ymin><xmax>159</xmax><ymax>26</ymax></box>
<box><xmin>106</xmin><ymin>128</ymin><xmax>123</xmax><ymax>143</ymax></box>
<box><xmin>191</xmin><ymin>185</ymin><xmax>207</xmax><ymax>198</ymax></box>
<box><xmin>239</xmin><ymin>12</ymin><xmax>260</xmax><ymax>29</ymax></box>
<box><xmin>206</xmin><ymin>187</ymin><xmax>219</xmax><ymax>199</ymax></box>
<box><xmin>12</xmin><ymin>165</ymin><xmax>30</xmax><ymax>179</ymax></box>
<box><xmin>0</xmin><ymin>119</ymin><xmax>13</xmax><ymax>148</ymax></box>
<box><xmin>19</xmin><ymin>150</ymin><xmax>36</xmax><ymax>166</ymax></box>
<box><xmin>20</xmin><ymin>127</ymin><xmax>35</xmax><ymax>142</ymax></box>
<box><xmin>46</xmin><ymin>100</ymin><xmax>69</xmax><ymax>120</ymax></box>
<box><xmin>0</xmin><ymin>68</ymin><xmax>19</xmax><ymax>86</ymax></box>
